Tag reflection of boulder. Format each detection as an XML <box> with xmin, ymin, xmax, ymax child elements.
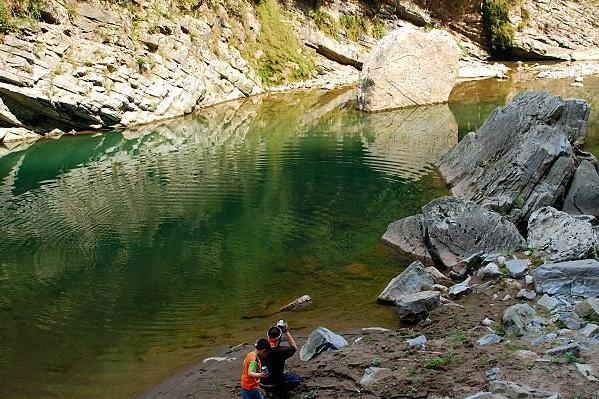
<box><xmin>360</xmin><ymin>103</ymin><xmax>458</xmax><ymax>180</ymax></box>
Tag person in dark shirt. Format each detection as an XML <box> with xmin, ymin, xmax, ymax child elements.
<box><xmin>260</xmin><ymin>322</ymin><xmax>302</xmax><ymax>397</ymax></box>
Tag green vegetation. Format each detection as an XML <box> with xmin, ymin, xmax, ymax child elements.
<box><xmin>0</xmin><ymin>0</ymin><xmax>45</xmax><ymax>32</ymax></box>
<box><xmin>505</xmin><ymin>341</ymin><xmax>528</xmax><ymax>351</ymax></box>
<box><xmin>449</xmin><ymin>330</ymin><xmax>468</xmax><ymax>343</ymax></box>
<box><xmin>311</xmin><ymin>9</ymin><xmax>338</xmax><ymax>38</ymax></box>
<box><xmin>564</xmin><ymin>352</ymin><xmax>583</xmax><ymax>364</ymax></box>
<box><xmin>311</xmin><ymin>9</ymin><xmax>386</xmax><ymax>41</ymax></box>
<box><xmin>424</xmin><ymin>352</ymin><xmax>456</xmax><ymax>370</ymax></box>
<box><xmin>245</xmin><ymin>0</ymin><xmax>315</xmax><ymax>85</ymax></box>
<box><xmin>481</xmin><ymin>0</ymin><xmax>516</xmax><ymax>54</ymax></box>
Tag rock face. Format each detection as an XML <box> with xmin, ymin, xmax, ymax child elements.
<box><xmin>438</xmin><ymin>91</ymin><xmax>590</xmax><ymax>225</ymax></box>
<box><xmin>299</xmin><ymin>327</ymin><xmax>348</xmax><ymax>361</ymax></box>
<box><xmin>563</xmin><ymin>160</ymin><xmax>599</xmax><ymax>217</ymax></box>
<box><xmin>384</xmin><ymin>197</ymin><xmax>524</xmax><ymax>270</ymax></box>
<box><xmin>377</xmin><ymin>261</ymin><xmax>434</xmax><ymax>305</ymax></box>
<box><xmin>396</xmin><ymin>291</ymin><xmax>441</xmax><ymax>323</ymax></box>
<box><xmin>507</xmin><ymin>0</ymin><xmax>599</xmax><ymax>61</ymax></box>
<box><xmin>356</xmin><ymin>27</ymin><xmax>460</xmax><ymax>112</ymax></box>
<box><xmin>527</xmin><ymin>207</ymin><xmax>599</xmax><ymax>262</ymax></box>
<box><xmin>533</xmin><ymin>259</ymin><xmax>599</xmax><ymax>298</ymax></box>
<box><xmin>303</xmin><ymin>29</ymin><xmax>363</xmax><ymax>69</ymax></box>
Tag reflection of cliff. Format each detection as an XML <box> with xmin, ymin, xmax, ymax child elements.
<box><xmin>359</xmin><ymin>104</ymin><xmax>458</xmax><ymax>180</ymax></box>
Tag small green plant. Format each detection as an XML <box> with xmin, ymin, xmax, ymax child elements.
<box><xmin>564</xmin><ymin>352</ymin><xmax>583</xmax><ymax>364</ymax></box>
<box><xmin>371</xmin><ymin>357</ymin><xmax>382</xmax><ymax>367</ymax></box>
<box><xmin>371</xmin><ymin>19</ymin><xmax>386</xmax><ymax>39</ymax></box>
<box><xmin>310</xmin><ymin>9</ymin><xmax>338</xmax><ymax>38</ymax></box>
<box><xmin>505</xmin><ymin>342</ymin><xmax>528</xmax><ymax>351</ymax></box>
<box><xmin>450</xmin><ymin>331</ymin><xmax>468</xmax><ymax>343</ymax></box>
<box><xmin>512</xmin><ymin>194</ymin><xmax>525</xmax><ymax>209</ymax></box>
<box><xmin>424</xmin><ymin>352</ymin><xmax>456</xmax><ymax>370</ymax></box>
<box><xmin>339</xmin><ymin>14</ymin><xmax>369</xmax><ymax>41</ymax></box>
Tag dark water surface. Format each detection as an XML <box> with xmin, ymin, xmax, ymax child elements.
<box><xmin>0</xmin><ymin>74</ymin><xmax>598</xmax><ymax>398</ymax></box>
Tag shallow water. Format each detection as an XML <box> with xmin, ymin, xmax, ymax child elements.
<box><xmin>0</xmin><ymin>74</ymin><xmax>598</xmax><ymax>399</ymax></box>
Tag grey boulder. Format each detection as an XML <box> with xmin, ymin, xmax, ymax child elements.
<box><xmin>489</xmin><ymin>380</ymin><xmax>559</xmax><ymax>399</ymax></box>
<box><xmin>396</xmin><ymin>291</ymin><xmax>440</xmax><ymax>323</ymax></box>
<box><xmin>503</xmin><ymin>304</ymin><xmax>543</xmax><ymax>336</ymax></box>
<box><xmin>299</xmin><ymin>327</ymin><xmax>348</xmax><ymax>361</ymax></box>
<box><xmin>574</xmin><ymin>298</ymin><xmax>599</xmax><ymax>321</ymax></box>
<box><xmin>533</xmin><ymin>259</ymin><xmax>599</xmax><ymax>298</ymax></box>
<box><xmin>527</xmin><ymin>206</ymin><xmax>599</xmax><ymax>262</ymax></box>
<box><xmin>477</xmin><ymin>262</ymin><xmax>502</xmax><ymax>279</ymax></box>
<box><xmin>478</xmin><ymin>334</ymin><xmax>502</xmax><ymax>346</ymax></box>
<box><xmin>377</xmin><ymin>261</ymin><xmax>434</xmax><ymax>305</ymax></box>
<box><xmin>449</xmin><ymin>277</ymin><xmax>472</xmax><ymax>299</ymax></box>
<box><xmin>382</xmin><ymin>216</ymin><xmax>432</xmax><ymax>264</ymax></box>
<box><xmin>564</xmin><ymin>159</ymin><xmax>599</xmax><ymax>217</ymax></box>
<box><xmin>438</xmin><ymin>91</ymin><xmax>590</xmax><ymax>225</ymax></box>
<box><xmin>505</xmin><ymin>259</ymin><xmax>530</xmax><ymax>279</ymax></box>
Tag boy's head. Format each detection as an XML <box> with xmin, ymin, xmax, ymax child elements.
<box><xmin>255</xmin><ymin>338</ymin><xmax>270</xmax><ymax>357</ymax></box>
<box><xmin>267</xmin><ymin>326</ymin><xmax>283</xmax><ymax>347</ymax></box>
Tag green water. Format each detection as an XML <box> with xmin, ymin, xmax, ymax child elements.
<box><xmin>0</xmin><ymin>75</ymin><xmax>598</xmax><ymax>399</ymax></box>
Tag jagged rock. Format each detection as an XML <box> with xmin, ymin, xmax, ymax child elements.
<box><xmin>382</xmin><ymin>216</ymin><xmax>432</xmax><ymax>263</ymax></box>
<box><xmin>299</xmin><ymin>327</ymin><xmax>348</xmax><ymax>361</ymax></box>
<box><xmin>533</xmin><ymin>259</ymin><xmax>599</xmax><ymax>298</ymax></box>
<box><xmin>451</xmin><ymin>252</ymin><xmax>486</xmax><ymax>279</ymax></box>
<box><xmin>477</xmin><ymin>262</ymin><xmax>502</xmax><ymax>280</ymax></box>
<box><xmin>357</xmin><ymin>27</ymin><xmax>460</xmax><ymax>112</ymax></box>
<box><xmin>438</xmin><ymin>92</ymin><xmax>590</xmax><ymax>225</ymax></box>
<box><xmin>0</xmin><ymin>127</ymin><xmax>41</xmax><ymax>149</ymax></box>
<box><xmin>503</xmin><ymin>304</ymin><xmax>542</xmax><ymax>336</ymax></box>
<box><xmin>516</xmin><ymin>289</ymin><xmax>536</xmax><ymax>301</ymax></box>
<box><xmin>396</xmin><ymin>291</ymin><xmax>440</xmax><ymax>323</ymax></box>
<box><xmin>575</xmin><ymin>363</ymin><xmax>599</xmax><ymax>382</ymax></box>
<box><xmin>425</xmin><ymin>266</ymin><xmax>452</xmax><ymax>284</ymax></box>
<box><xmin>563</xmin><ymin>160</ymin><xmax>599</xmax><ymax>217</ymax></box>
<box><xmin>486</xmin><ymin>367</ymin><xmax>501</xmax><ymax>381</ymax></box>
<box><xmin>546</xmin><ymin>342</ymin><xmax>580</xmax><ymax>357</ymax></box>
<box><xmin>505</xmin><ymin>259</ymin><xmax>530</xmax><ymax>279</ymax></box>
<box><xmin>525</xmin><ymin>275</ymin><xmax>533</xmax><ymax>285</ymax></box>
<box><xmin>359</xmin><ymin>367</ymin><xmax>391</xmax><ymax>386</ymax></box>
<box><xmin>478</xmin><ymin>334</ymin><xmax>502</xmax><ymax>346</ymax></box>
<box><xmin>537</xmin><ymin>294</ymin><xmax>560</xmax><ymax>312</ymax></box>
<box><xmin>574</xmin><ymin>298</ymin><xmax>599</xmax><ymax>321</ymax></box>
<box><xmin>376</xmin><ymin>261</ymin><xmax>434</xmax><ymax>305</ymax></box>
<box><xmin>303</xmin><ymin>29</ymin><xmax>363</xmax><ymax>69</ymax></box>
<box><xmin>279</xmin><ymin>295</ymin><xmax>312</xmax><ymax>312</ymax></box>
<box><xmin>489</xmin><ymin>380</ymin><xmax>559</xmax><ymax>399</ymax></box>
<box><xmin>554</xmin><ymin>311</ymin><xmax>584</xmax><ymax>330</ymax></box>
<box><xmin>579</xmin><ymin>323</ymin><xmax>599</xmax><ymax>338</ymax></box>
<box><xmin>449</xmin><ymin>277</ymin><xmax>472</xmax><ymax>299</ymax></box>
<box><xmin>422</xmin><ymin>197</ymin><xmax>524</xmax><ymax>269</ymax></box>
<box><xmin>527</xmin><ymin>207</ymin><xmax>599</xmax><ymax>262</ymax></box>
<box><xmin>0</xmin><ymin>97</ymin><xmax>21</xmax><ymax>126</ymax></box>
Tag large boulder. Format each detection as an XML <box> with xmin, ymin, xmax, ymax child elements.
<box><xmin>383</xmin><ymin>197</ymin><xmax>524</xmax><ymax>269</ymax></box>
<box><xmin>382</xmin><ymin>216</ymin><xmax>432</xmax><ymax>263</ymax></box>
<box><xmin>563</xmin><ymin>160</ymin><xmax>599</xmax><ymax>217</ymax></box>
<box><xmin>422</xmin><ymin>197</ymin><xmax>524</xmax><ymax>269</ymax></box>
<box><xmin>438</xmin><ymin>91</ymin><xmax>590</xmax><ymax>225</ymax></box>
<box><xmin>533</xmin><ymin>259</ymin><xmax>599</xmax><ymax>298</ymax></box>
<box><xmin>527</xmin><ymin>207</ymin><xmax>599</xmax><ymax>262</ymax></box>
<box><xmin>396</xmin><ymin>291</ymin><xmax>440</xmax><ymax>323</ymax></box>
<box><xmin>356</xmin><ymin>27</ymin><xmax>460</xmax><ymax>112</ymax></box>
<box><xmin>376</xmin><ymin>261</ymin><xmax>434</xmax><ymax>305</ymax></box>
<box><xmin>299</xmin><ymin>327</ymin><xmax>348</xmax><ymax>361</ymax></box>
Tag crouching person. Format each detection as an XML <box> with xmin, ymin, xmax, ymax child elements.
<box><xmin>260</xmin><ymin>322</ymin><xmax>302</xmax><ymax>397</ymax></box>
<box><xmin>241</xmin><ymin>339</ymin><xmax>271</xmax><ymax>399</ymax></box>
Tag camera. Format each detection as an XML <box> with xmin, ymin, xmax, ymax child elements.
<box><xmin>277</xmin><ymin>319</ymin><xmax>287</xmax><ymax>333</ymax></box>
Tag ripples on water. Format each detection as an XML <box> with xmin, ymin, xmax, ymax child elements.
<box><xmin>0</xmin><ymin>75</ymin><xmax>598</xmax><ymax>399</ymax></box>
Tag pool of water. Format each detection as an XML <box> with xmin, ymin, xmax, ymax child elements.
<box><xmin>0</xmin><ymin>74</ymin><xmax>597</xmax><ymax>399</ymax></box>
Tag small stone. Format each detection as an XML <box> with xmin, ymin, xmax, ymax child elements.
<box><xmin>574</xmin><ymin>76</ymin><xmax>583</xmax><ymax>83</ymax></box>
<box><xmin>545</xmin><ymin>342</ymin><xmax>580</xmax><ymax>357</ymax></box>
<box><xmin>478</xmin><ymin>334</ymin><xmax>502</xmax><ymax>346</ymax></box>
<box><xmin>449</xmin><ymin>277</ymin><xmax>472</xmax><ymax>299</ymax></box>
<box><xmin>505</xmin><ymin>259</ymin><xmax>529</xmax><ymax>278</ymax></box>
<box><xmin>497</xmin><ymin>256</ymin><xmax>506</xmax><ymax>265</ymax></box>
<box><xmin>579</xmin><ymin>323</ymin><xmax>599</xmax><ymax>338</ymax></box>
<box><xmin>570</xmin><ymin>82</ymin><xmax>584</xmax><ymax>87</ymax></box>
<box><xmin>359</xmin><ymin>367</ymin><xmax>391</xmax><ymax>386</ymax></box>
<box><xmin>405</xmin><ymin>335</ymin><xmax>427</xmax><ymax>348</ymax></box>
<box><xmin>513</xmin><ymin>349</ymin><xmax>539</xmax><ymax>361</ymax></box>
<box><xmin>554</xmin><ymin>312</ymin><xmax>584</xmax><ymax>330</ymax></box>
<box><xmin>477</xmin><ymin>262</ymin><xmax>502</xmax><ymax>280</ymax></box>
<box><xmin>525</xmin><ymin>275</ymin><xmax>533</xmax><ymax>285</ymax></box>
<box><xmin>516</xmin><ymin>289</ymin><xmax>536</xmax><ymax>301</ymax></box>
<box><xmin>485</xmin><ymin>367</ymin><xmax>501</xmax><ymax>381</ymax></box>
<box><xmin>523</xmin><ymin>250</ymin><xmax>532</xmax><ymax>256</ymax></box>
<box><xmin>537</xmin><ymin>294</ymin><xmax>560</xmax><ymax>311</ymax></box>
<box><xmin>502</xmin><ymin>294</ymin><xmax>511</xmax><ymax>301</ymax></box>
<box><xmin>396</xmin><ymin>291</ymin><xmax>441</xmax><ymax>323</ymax></box>
<box><xmin>432</xmin><ymin>283</ymin><xmax>448</xmax><ymax>293</ymax></box>
<box><xmin>482</xmin><ymin>318</ymin><xmax>494</xmax><ymax>326</ymax></box>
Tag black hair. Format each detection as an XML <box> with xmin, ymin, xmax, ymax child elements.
<box><xmin>256</xmin><ymin>338</ymin><xmax>271</xmax><ymax>351</ymax></box>
<box><xmin>268</xmin><ymin>326</ymin><xmax>282</xmax><ymax>339</ymax></box>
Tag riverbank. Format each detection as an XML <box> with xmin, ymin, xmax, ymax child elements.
<box><xmin>138</xmin><ymin>269</ymin><xmax>599</xmax><ymax>399</ymax></box>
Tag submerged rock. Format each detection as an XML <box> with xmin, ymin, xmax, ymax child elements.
<box><xmin>527</xmin><ymin>207</ymin><xmax>599</xmax><ymax>262</ymax></box>
<box><xmin>396</xmin><ymin>291</ymin><xmax>440</xmax><ymax>323</ymax></box>
<box><xmin>357</xmin><ymin>27</ymin><xmax>460</xmax><ymax>112</ymax></box>
<box><xmin>279</xmin><ymin>295</ymin><xmax>312</xmax><ymax>312</ymax></box>
<box><xmin>438</xmin><ymin>91</ymin><xmax>590</xmax><ymax>225</ymax></box>
<box><xmin>533</xmin><ymin>259</ymin><xmax>599</xmax><ymax>298</ymax></box>
<box><xmin>299</xmin><ymin>327</ymin><xmax>348</xmax><ymax>361</ymax></box>
<box><xmin>376</xmin><ymin>261</ymin><xmax>434</xmax><ymax>305</ymax></box>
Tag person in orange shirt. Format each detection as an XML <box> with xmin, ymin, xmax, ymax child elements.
<box><xmin>240</xmin><ymin>338</ymin><xmax>270</xmax><ymax>399</ymax></box>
